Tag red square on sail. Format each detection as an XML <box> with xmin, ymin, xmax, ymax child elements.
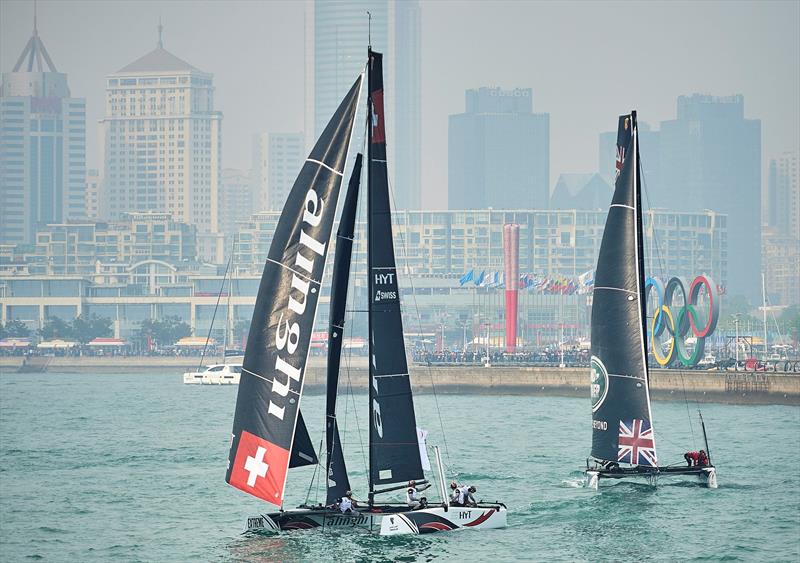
<box><xmin>229</xmin><ymin>430</ymin><xmax>290</xmax><ymax>505</ymax></box>
<box><xmin>370</xmin><ymin>89</ymin><xmax>386</xmax><ymax>143</ymax></box>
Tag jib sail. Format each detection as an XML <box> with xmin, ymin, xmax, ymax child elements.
<box><xmin>225</xmin><ymin>76</ymin><xmax>363</xmax><ymax>505</ymax></box>
<box><xmin>367</xmin><ymin>50</ymin><xmax>424</xmax><ymax>490</ymax></box>
<box><xmin>589</xmin><ymin>111</ymin><xmax>657</xmax><ymax>467</ymax></box>
<box><xmin>324</xmin><ymin>153</ymin><xmax>362</xmax><ymax>504</ymax></box>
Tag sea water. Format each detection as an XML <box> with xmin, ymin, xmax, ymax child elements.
<box><xmin>0</xmin><ymin>370</ymin><xmax>798</xmax><ymax>562</ymax></box>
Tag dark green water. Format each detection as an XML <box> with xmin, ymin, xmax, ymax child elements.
<box><xmin>1</xmin><ymin>371</ymin><xmax>798</xmax><ymax>562</ymax></box>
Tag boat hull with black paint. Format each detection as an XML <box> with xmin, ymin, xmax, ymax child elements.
<box><xmin>245</xmin><ymin>504</ymin><xmax>508</xmax><ymax>535</ymax></box>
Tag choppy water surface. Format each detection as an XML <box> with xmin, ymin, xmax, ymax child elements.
<box><xmin>1</xmin><ymin>371</ymin><xmax>798</xmax><ymax>561</ymax></box>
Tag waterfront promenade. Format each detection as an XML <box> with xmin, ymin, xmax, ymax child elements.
<box><xmin>1</xmin><ymin>356</ymin><xmax>797</xmax><ymax>405</ymax></box>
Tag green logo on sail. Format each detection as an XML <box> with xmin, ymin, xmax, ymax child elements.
<box><xmin>590</xmin><ymin>356</ymin><xmax>609</xmax><ymax>412</ymax></box>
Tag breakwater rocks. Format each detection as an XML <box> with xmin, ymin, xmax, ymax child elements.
<box><xmin>1</xmin><ymin>357</ymin><xmax>797</xmax><ymax>405</ymax></box>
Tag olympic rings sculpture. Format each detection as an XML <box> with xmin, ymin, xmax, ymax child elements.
<box><xmin>645</xmin><ymin>275</ymin><xmax>720</xmax><ymax>367</ymax></box>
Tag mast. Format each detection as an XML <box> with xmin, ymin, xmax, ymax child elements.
<box><xmin>223</xmin><ymin>236</ymin><xmax>235</xmax><ymax>363</ymax></box>
<box><xmin>762</xmin><ymin>272</ymin><xmax>768</xmax><ymax>362</ymax></box>
<box><xmin>632</xmin><ymin>111</ymin><xmax>656</xmax><ymax>431</ymax></box>
<box><xmin>366</xmin><ymin>44</ymin><xmax>374</xmax><ymax>504</ymax></box>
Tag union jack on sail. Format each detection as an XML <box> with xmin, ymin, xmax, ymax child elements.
<box><xmin>618</xmin><ymin>418</ymin><xmax>657</xmax><ymax>466</ymax></box>
<box><xmin>615</xmin><ymin>145</ymin><xmax>626</xmax><ymax>179</ymax></box>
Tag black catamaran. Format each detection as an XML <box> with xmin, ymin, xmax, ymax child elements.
<box><xmin>585</xmin><ymin>111</ymin><xmax>717</xmax><ymax>489</ymax></box>
<box><xmin>225</xmin><ymin>49</ymin><xmax>507</xmax><ymax>535</ymax></box>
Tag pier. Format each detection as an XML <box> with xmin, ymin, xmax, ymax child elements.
<box><xmin>1</xmin><ymin>356</ymin><xmax>797</xmax><ymax>405</ymax></box>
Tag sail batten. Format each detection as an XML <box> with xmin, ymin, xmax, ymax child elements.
<box><xmin>590</xmin><ymin>112</ymin><xmax>658</xmax><ymax>467</ymax></box>
<box><xmin>225</xmin><ymin>76</ymin><xmax>363</xmax><ymax>506</ymax></box>
<box><xmin>367</xmin><ymin>49</ymin><xmax>424</xmax><ymax>490</ymax></box>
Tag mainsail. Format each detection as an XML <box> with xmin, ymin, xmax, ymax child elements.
<box><xmin>324</xmin><ymin>153</ymin><xmax>362</xmax><ymax>504</ymax></box>
<box><xmin>367</xmin><ymin>50</ymin><xmax>424</xmax><ymax>489</ymax></box>
<box><xmin>225</xmin><ymin>76</ymin><xmax>363</xmax><ymax>506</ymax></box>
<box><xmin>589</xmin><ymin>111</ymin><xmax>657</xmax><ymax>467</ymax></box>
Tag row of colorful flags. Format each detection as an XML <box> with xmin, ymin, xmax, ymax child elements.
<box><xmin>458</xmin><ymin>270</ymin><xmax>727</xmax><ymax>296</ymax></box>
<box><xmin>458</xmin><ymin>269</ymin><xmax>595</xmax><ymax>294</ymax></box>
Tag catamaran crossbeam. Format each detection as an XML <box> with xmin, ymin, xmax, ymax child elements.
<box><xmin>586</xmin><ymin>462</ymin><xmax>718</xmax><ymax>489</ymax></box>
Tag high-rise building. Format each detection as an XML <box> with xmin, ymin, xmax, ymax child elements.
<box><xmin>659</xmin><ymin>94</ymin><xmax>761</xmax><ymax>299</ymax></box>
<box><xmin>763</xmin><ymin>152</ymin><xmax>800</xmax><ymax>306</ymax></box>
<box><xmin>251</xmin><ymin>132</ymin><xmax>305</xmax><ymax>211</ymax></box>
<box><xmin>99</xmin><ymin>26</ymin><xmax>222</xmax><ymax>261</ymax></box>
<box><xmin>85</xmin><ymin>169</ymin><xmax>102</xmax><ymax>220</ymax></box>
<box><xmin>448</xmin><ymin>87</ymin><xmax>549</xmax><ymax>210</ymax></box>
<box><xmin>305</xmin><ymin>0</ymin><xmax>421</xmax><ymax>208</ymax></box>
<box><xmin>218</xmin><ymin>168</ymin><xmax>252</xmax><ymax>244</ymax></box>
<box><xmin>307</xmin><ymin>1</ymin><xmax>388</xmax><ymax>140</ymax></box>
<box><xmin>393</xmin><ymin>0</ymin><xmax>421</xmax><ymax>209</ymax></box>
<box><xmin>767</xmin><ymin>152</ymin><xmax>800</xmax><ymax>241</ymax></box>
<box><xmin>550</xmin><ymin>174</ymin><xmax>612</xmax><ymax>210</ymax></box>
<box><xmin>0</xmin><ymin>15</ymin><xmax>86</xmax><ymax>244</ymax></box>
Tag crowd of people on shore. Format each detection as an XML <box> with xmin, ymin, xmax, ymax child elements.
<box><xmin>411</xmin><ymin>348</ymin><xmax>589</xmax><ymax>366</ymax></box>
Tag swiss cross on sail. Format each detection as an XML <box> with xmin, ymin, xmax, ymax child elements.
<box><xmin>225</xmin><ymin>76</ymin><xmax>363</xmax><ymax>506</ymax></box>
<box><xmin>370</xmin><ymin>89</ymin><xmax>385</xmax><ymax>144</ymax></box>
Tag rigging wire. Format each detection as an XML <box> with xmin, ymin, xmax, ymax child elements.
<box><xmin>304</xmin><ymin>436</ymin><xmax>325</xmax><ymax>506</ymax></box>
<box><xmin>384</xmin><ymin>167</ymin><xmax>452</xmax><ymax>469</ymax></box>
<box><xmin>340</xmin><ymin>114</ymin><xmax>371</xmax><ymax>486</ymax></box>
<box><xmin>639</xmin><ymin>154</ymin><xmax>697</xmax><ymax>448</ymax></box>
<box><xmin>197</xmin><ymin>252</ymin><xmax>232</xmax><ymax>372</ymax></box>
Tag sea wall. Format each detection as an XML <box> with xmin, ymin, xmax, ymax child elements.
<box><xmin>2</xmin><ymin>356</ymin><xmax>798</xmax><ymax>405</ymax></box>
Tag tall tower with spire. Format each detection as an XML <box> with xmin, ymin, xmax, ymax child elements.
<box><xmin>99</xmin><ymin>23</ymin><xmax>223</xmax><ymax>261</ymax></box>
<box><xmin>0</xmin><ymin>7</ymin><xmax>87</xmax><ymax>244</ymax></box>
<box><xmin>304</xmin><ymin>0</ymin><xmax>422</xmax><ymax>209</ymax></box>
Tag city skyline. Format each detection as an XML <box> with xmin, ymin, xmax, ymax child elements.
<box><xmin>1</xmin><ymin>0</ymin><xmax>797</xmax><ymax>210</ymax></box>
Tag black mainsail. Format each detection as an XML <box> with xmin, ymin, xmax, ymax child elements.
<box><xmin>225</xmin><ymin>76</ymin><xmax>363</xmax><ymax>506</ymax></box>
<box><xmin>589</xmin><ymin>111</ymin><xmax>658</xmax><ymax>467</ymax></box>
<box><xmin>324</xmin><ymin>153</ymin><xmax>362</xmax><ymax>504</ymax></box>
<box><xmin>367</xmin><ymin>49</ymin><xmax>424</xmax><ymax>492</ymax></box>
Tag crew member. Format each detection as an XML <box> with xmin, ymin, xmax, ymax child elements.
<box><xmin>406</xmin><ymin>480</ymin><xmax>431</xmax><ymax>509</ymax></box>
<box><xmin>451</xmin><ymin>483</ymin><xmax>478</xmax><ymax>507</ymax></box>
<box><xmin>684</xmin><ymin>451</ymin><xmax>701</xmax><ymax>467</ymax></box>
<box><xmin>697</xmin><ymin>450</ymin><xmax>709</xmax><ymax>467</ymax></box>
<box><xmin>339</xmin><ymin>490</ymin><xmax>359</xmax><ymax>514</ymax></box>
<box><xmin>464</xmin><ymin>485</ymin><xmax>478</xmax><ymax>507</ymax></box>
<box><xmin>449</xmin><ymin>481</ymin><xmax>462</xmax><ymax>505</ymax></box>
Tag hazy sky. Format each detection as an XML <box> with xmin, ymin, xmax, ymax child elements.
<box><xmin>1</xmin><ymin>0</ymin><xmax>798</xmax><ymax>209</ymax></box>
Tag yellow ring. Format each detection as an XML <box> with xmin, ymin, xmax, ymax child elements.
<box><xmin>651</xmin><ymin>304</ymin><xmax>675</xmax><ymax>366</ymax></box>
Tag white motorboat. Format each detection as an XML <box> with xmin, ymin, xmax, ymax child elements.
<box><xmin>183</xmin><ymin>363</ymin><xmax>242</xmax><ymax>385</ymax></box>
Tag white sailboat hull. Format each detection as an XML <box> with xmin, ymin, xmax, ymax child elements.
<box><xmin>379</xmin><ymin>505</ymin><xmax>507</xmax><ymax>535</ymax></box>
<box><xmin>245</xmin><ymin>504</ymin><xmax>507</xmax><ymax>535</ymax></box>
<box><xmin>586</xmin><ymin>465</ymin><xmax>718</xmax><ymax>488</ymax></box>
